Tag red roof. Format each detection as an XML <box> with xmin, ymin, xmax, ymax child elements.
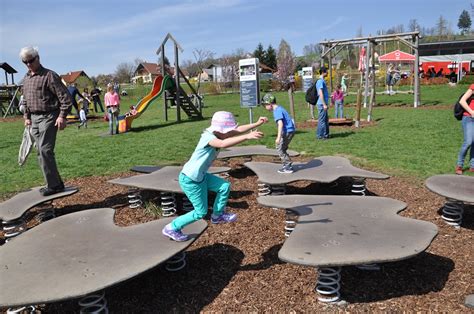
<box><xmin>378</xmin><ymin>50</ymin><xmax>415</xmax><ymax>62</ymax></box>
<box><xmin>140</xmin><ymin>62</ymin><xmax>161</xmax><ymax>75</ymax></box>
<box><xmin>60</xmin><ymin>71</ymin><xmax>89</xmax><ymax>84</ymax></box>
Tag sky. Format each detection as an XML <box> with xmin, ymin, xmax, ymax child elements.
<box><xmin>0</xmin><ymin>0</ymin><xmax>471</xmax><ymax>82</ymax></box>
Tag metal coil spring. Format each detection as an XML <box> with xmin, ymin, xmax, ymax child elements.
<box><xmin>441</xmin><ymin>199</ymin><xmax>464</xmax><ymax>227</ymax></box>
<box><xmin>165</xmin><ymin>251</ymin><xmax>186</xmax><ymax>272</ymax></box>
<box><xmin>79</xmin><ymin>291</ymin><xmax>108</xmax><ymax>313</ymax></box>
<box><xmin>258</xmin><ymin>183</ymin><xmax>271</xmax><ymax>196</ymax></box>
<box><xmin>351</xmin><ymin>178</ymin><xmax>366</xmax><ymax>196</ymax></box>
<box><xmin>284</xmin><ymin>210</ymin><xmax>297</xmax><ymax>237</ymax></box>
<box><xmin>2</xmin><ymin>219</ymin><xmax>27</xmax><ymax>243</ymax></box>
<box><xmin>182</xmin><ymin>195</ymin><xmax>193</xmax><ymax>212</ymax></box>
<box><xmin>356</xmin><ymin>263</ymin><xmax>380</xmax><ymax>271</ymax></box>
<box><xmin>161</xmin><ymin>192</ymin><xmax>176</xmax><ymax>217</ymax></box>
<box><xmin>128</xmin><ymin>188</ymin><xmax>142</xmax><ymax>209</ymax></box>
<box><xmin>315</xmin><ymin>267</ymin><xmax>341</xmax><ymax>303</ymax></box>
<box><xmin>271</xmin><ymin>184</ymin><xmax>286</xmax><ymax>195</ymax></box>
<box><xmin>36</xmin><ymin>207</ymin><xmax>56</xmax><ymax>222</ymax></box>
<box><xmin>7</xmin><ymin>305</ymin><xmax>36</xmax><ymax>313</ymax></box>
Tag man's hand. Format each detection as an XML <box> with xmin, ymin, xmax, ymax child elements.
<box><xmin>24</xmin><ymin>119</ymin><xmax>31</xmax><ymax>126</ymax></box>
<box><xmin>323</xmin><ymin>104</ymin><xmax>328</xmax><ymax>111</ymax></box>
<box><xmin>55</xmin><ymin>117</ymin><xmax>67</xmax><ymax>130</ymax></box>
<box><xmin>275</xmin><ymin>137</ymin><xmax>281</xmax><ymax>144</ymax></box>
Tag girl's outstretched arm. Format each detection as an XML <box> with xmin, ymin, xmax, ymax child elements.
<box><xmin>209</xmin><ymin>130</ymin><xmax>264</xmax><ymax>149</ymax></box>
<box><xmin>234</xmin><ymin>116</ymin><xmax>268</xmax><ymax>134</ymax></box>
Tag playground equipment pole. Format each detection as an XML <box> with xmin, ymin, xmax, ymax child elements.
<box><xmin>328</xmin><ymin>46</ymin><xmax>333</xmax><ymax>97</ymax></box>
<box><xmin>175</xmin><ymin>43</ymin><xmax>181</xmax><ymax>122</ymax></box>
<box><xmin>368</xmin><ymin>41</ymin><xmax>376</xmax><ymax>122</ymax></box>
<box><xmin>363</xmin><ymin>40</ymin><xmax>370</xmax><ymax>108</ymax></box>
<box><xmin>414</xmin><ymin>35</ymin><xmax>420</xmax><ymax>108</ymax></box>
<box><xmin>355</xmin><ymin>88</ymin><xmax>362</xmax><ymax>128</ymax></box>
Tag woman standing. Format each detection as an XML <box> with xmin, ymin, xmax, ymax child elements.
<box><xmin>455</xmin><ymin>84</ymin><xmax>474</xmax><ymax>174</ymax></box>
<box><xmin>104</xmin><ymin>83</ymin><xmax>120</xmax><ymax>135</ymax></box>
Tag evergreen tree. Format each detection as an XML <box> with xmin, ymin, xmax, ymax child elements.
<box><xmin>265</xmin><ymin>45</ymin><xmax>277</xmax><ymax>70</ymax></box>
<box><xmin>458</xmin><ymin>10</ymin><xmax>472</xmax><ymax>34</ymax></box>
<box><xmin>253</xmin><ymin>43</ymin><xmax>265</xmax><ymax>63</ymax></box>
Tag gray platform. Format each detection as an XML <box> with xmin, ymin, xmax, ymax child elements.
<box><xmin>257</xmin><ymin>195</ymin><xmax>438</xmax><ymax>267</ymax></box>
<box><xmin>0</xmin><ymin>187</ymin><xmax>79</xmax><ymax>222</ymax></box>
<box><xmin>109</xmin><ymin>166</ymin><xmax>230</xmax><ymax>193</ymax></box>
<box><xmin>131</xmin><ymin>165</ymin><xmax>230</xmax><ymax>175</ymax></box>
<box><xmin>0</xmin><ymin>207</ymin><xmax>207</xmax><ymax>307</ymax></box>
<box><xmin>425</xmin><ymin>175</ymin><xmax>474</xmax><ymax>204</ymax></box>
<box><xmin>217</xmin><ymin>145</ymin><xmax>300</xmax><ymax>159</ymax></box>
<box><xmin>245</xmin><ymin>156</ymin><xmax>389</xmax><ymax>185</ymax></box>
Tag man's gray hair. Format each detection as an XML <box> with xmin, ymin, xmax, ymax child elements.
<box><xmin>19</xmin><ymin>46</ymin><xmax>39</xmax><ymax>60</ymax></box>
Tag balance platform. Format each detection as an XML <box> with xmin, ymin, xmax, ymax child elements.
<box><xmin>110</xmin><ymin>166</ymin><xmax>231</xmax><ymax>193</ymax></box>
<box><xmin>257</xmin><ymin>194</ymin><xmax>438</xmax><ymax>303</ymax></box>
<box><xmin>0</xmin><ymin>207</ymin><xmax>207</xmax><ymax>308</ymax></box>
<box><xmin>244</xmin><ymin>156</ymin><xmax>388</xmax><ymax>185</ymax></box>
<box><xmin>0</xmin><ymin>186</ymin><xmax>78</xmax><ymax>222</ymax></box>
<box><xmin>130</xmin><ymin>165</ymin><xmax>230</xmax><ymax>174</ymax></box>
<box><xmin>217</xmin><ymin>145</ymin><xmax>300</xmax><ymax>159</ymax></box>
<box><xmin>425</xmin><ymin>174</ymin><xmax>474</xmax><ymax>227</ymax></box>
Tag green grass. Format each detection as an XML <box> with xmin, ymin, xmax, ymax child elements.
<box><xmin>0</xmin><ymin>84</ymin><xmax>471</xmax><ymax>196</ymax></box>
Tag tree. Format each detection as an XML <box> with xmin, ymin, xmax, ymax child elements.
<box><xmin>356</xmin><ymin>26</ymin><xmax>363</xmax><ymax>37</ymax></box>
<box><xmin>436</xmin><ymin>15</ymin><xmax>449</xmax><ymax>39</ymax></box>
<box><xmin>253</xmin><ymin>43</ymin><xmax>265</xmax><ymax>63</ymax></box>
<box><xmin>302</xmin><ymin>44</ymin><xmax>321</xmax><ymax>66</ymax></box>
<box><xmin>193</xmin><ymin>48</ymin><xmax>215</xmax><ymax>82</ymax></box>
<box><xmin>115</xmin><ymin>62</ymin><xmax>135</xmax><ymax>83</ymax></box>
<box><xmin>276</xmin><ymin>39</ymin><xmax>295</xmax><ymax>84</ymax></box>
<box><xmin>264</xmin><ymin>45</ymin><xmax>277</xmax><ymax>70</ymax></box>
<box><xmin>408</xmin><ymin>19</ymin><xmax>420</xmax><ymax>32</ymax></box>
<box><xmin>458</xmin><ymin>10</ymin><xmax>472</xmax><ymax>34</ymax></box>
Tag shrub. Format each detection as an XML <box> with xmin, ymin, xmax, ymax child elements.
<box><xmin>459</xmin><ymin>74</ymin><xmax>474</xmax><ymax>85</ymax></box>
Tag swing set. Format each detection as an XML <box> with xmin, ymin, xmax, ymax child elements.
<box><xmin>319</xmin><ymin>31</ymin><xmax>421</xmax><ymax>123</ymax></box>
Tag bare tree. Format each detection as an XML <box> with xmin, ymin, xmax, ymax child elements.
<box><xmin>436</xmin><ymin>15</ymin><xmax>449</xmax><ymax>39</ymax></box>
<box><xmin>408</xmin><ymin>19</ymin><xmax>420</xmax><ymax>32</ymax></box>
<box><xmin>193</xmin><ymin>49</ymin><xmax>215</xmax><ymax>91</ymax></box>
<box><xmin>115</xmin><ymin>62</ymin><xmax>135</xmax><ymax>83</ymax></box>
<box><xmin>276</xmin><ymin>39</ymin><xmax>295</xmax><ymax>87</ymax></box>
<box><xmin>356</xmin><ymin>26</ymin><xmax>363</xmax><ymax>38</ymax></box>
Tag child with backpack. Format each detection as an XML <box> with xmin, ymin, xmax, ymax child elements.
<box><xmin>455</xmin><ymin>84</ymin><xmax>474</xmax><ymax>175</ymax></box>
<box><xmin>162</xmin><ymin>111</ymin><xmax>268</xmax><ymax>241</ymax></box>
<box><xmin>262</xmin><ymin>93</ymin><xmax>296</xmax><ymax>174</ymax></box>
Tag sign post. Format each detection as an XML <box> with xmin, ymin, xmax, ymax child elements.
<box><xmin>239</xmin><ymin>58</ymin><xmax>260</xmax><ymax>124</ymax></box>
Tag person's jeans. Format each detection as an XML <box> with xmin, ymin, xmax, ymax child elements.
<box><xmin>456</xmin><ymin>116</ymin><xmax>474</xmax><ymax>168</ymax></box>
<box><xmin>107</xmin><ymin>107</ymin><xmax>119</xmax><ymax>135</ymax></box>
<box><xmin>172</xmin><ymin>172</ymin><xmax>231</xmax><ymax>231</ymax></box>
<box><xmin>334</xmin><ymin>100</ymin><xmax>344</xmax><ymax>119</ymax></box>
<box><xmin>316</xmin><ymin>106</ymin><xmax>329</xmax><ymax>139</ymax></box>
<box><xmin>30</xmin><ymin>111</ymin><xmax>63</xmax><ymax>188</ymax></box>
<box><xmin>276</xmin><ymin>132</ymin><xmax>295</xmax><ymax>167</ymax></box>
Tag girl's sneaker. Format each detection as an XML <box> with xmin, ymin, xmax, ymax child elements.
<box><xmin>162</xmin><ymin>224</ymin><xmax>189</xmax><ymax>241</ymax></box>
<box><xmin>211</xmin><ymin>213</ymin><xmax>237</xmax><ymax>224</ymax></box>
<box><xmin>455</xmin><ymin>166</ymin><xmax>463</xmax><ymax>175</ymax></box>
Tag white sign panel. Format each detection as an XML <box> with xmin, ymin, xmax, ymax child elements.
<box><xmin>239</xmin><ymin>58</ymin><xmax>260</xmax><ymax>108</ymax></box>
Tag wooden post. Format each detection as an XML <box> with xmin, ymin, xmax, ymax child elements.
<box><xmin>161</xmin><ymin>44</ymin><xmax>168</xmax><ymax>122</ymax></box>
<box><xmin>329</xmin><ymin>46</ymin><xmax>333</xmax><ymax>97</ymax></box>
<box><xmin>174</xmin><ymin>43</ymin><xmax>181</xmax><ymax>122</ymax></box>
<box><xmin>368</xmin><ymin>41</ymin><xmax>376</xmax><ymax>122</ymax></box>
<box><xmin>363</xmin><ymin>40</ymin><xmax>371</xmax><ymax>108</ymax></box>
<box><xmin>414</xmin><ymin>35</ymin><xmax>420</xmax><ymax>108</ymax></box>
<box><xmin>288</xmin><ymin>88</ymin><xmax>295</xmax><ymax>121</ymax></box>
<box><xmin>355</xmin><ymin>88</ymin><xmax>362</xmax><ymax>128</ymax></box>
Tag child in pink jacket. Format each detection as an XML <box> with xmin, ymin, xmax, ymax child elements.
<box><xmin>331</xmin><ymin>84</ymin><xmax>345</xmax><ymax>119</ymax></box>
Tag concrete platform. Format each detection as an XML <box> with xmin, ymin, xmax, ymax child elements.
<box><xmin>109</xmin><ymin>166</ymin><xmax>230</xmax><ymax>193</ymax></box>
<box><xmin>245</xmin><ymin>156</ymin><xmax>389</xmax><ymax>185</ymax></box>
<box><xmin>257</xmin><ymin>195</ymin><xmax>438</xmax><ymax>267</ymax></box>
<box><xmin>0</xmin><ymin>187</ymin><xmax>79</xmax><ymax>222</ymax></box>
<box><xmin>425</xmin><ymin>175</ymin><xmax>474</xmax><ymax>204</ymax></box>
<box><xmin>0</xmin><ymin>207</ymin><xmax>207</xmax><ymax>307</ymax></box>
<box><xmin>217</xmin><ymin>145</ymin><xmax>300</xmax><ymax>159</ymax></box>
<box><xmin>130</xmin><ymin>165</ymin><xmax>230</xmax><ymax>175</ymax></box>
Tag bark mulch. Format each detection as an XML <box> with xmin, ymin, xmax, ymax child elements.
<box><xmin>1</xmin><ymin>156</ymin><xmax>473</xmax><ymax>312</ymax></box>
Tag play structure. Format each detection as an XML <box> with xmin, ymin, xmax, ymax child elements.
<box><xmin>0</xmin><ymin>62</ymin><xmax>20</xmax><ymax>118</ymax></box>
<box><xmin>118</xmin><ymin>74</ymin><xmax>171</xmax><ymax>133</ymax></box>
<box><xmin>319</xmin><ymin>31</ymin><xmax>422</xmax><ymax>122</ymax></box>
<box><xmin>118</xmin><ymin>33</ymin><xmax>203</xmax><ymax>134</ymax></box>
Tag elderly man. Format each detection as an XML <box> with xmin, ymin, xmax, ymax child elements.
<box><xmin>20</xmin><ymin>46</ymin><xmax>73</xmax><ymax>196</ymax></box>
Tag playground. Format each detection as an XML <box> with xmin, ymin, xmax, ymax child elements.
<box><xmin>1</xmin><ymin>30</ymin><xmax>473</xmax><ymax>312</ymax></box>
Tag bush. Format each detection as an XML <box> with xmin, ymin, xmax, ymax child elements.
<box><xmin>459</xmin><ymin>74</ymin><xmax>474</xmax><ymax>85</ymax></box>
<box><xmin>420</xmin><ymin>77</ymin><xmax>449</xmax><ymax>85</ymax></box>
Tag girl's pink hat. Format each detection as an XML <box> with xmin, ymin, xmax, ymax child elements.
<box><xmin>207</xmin><ymin>111</ymin><xmax>238</xmax><ymax>133</ymax></box>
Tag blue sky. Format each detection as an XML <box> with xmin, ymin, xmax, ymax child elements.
<box><xmin>0</xmin><ymin>0</ymin><xmax>471</xmax><ymax>81</ymax></box>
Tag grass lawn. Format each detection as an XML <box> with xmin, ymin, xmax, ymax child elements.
<box><xmin>0</xmin><ymin>83</ymin><xmax>471</xmax><ymax>196</ymax></box>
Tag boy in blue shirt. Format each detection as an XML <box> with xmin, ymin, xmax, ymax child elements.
<box><xmin>316</xmin><ymin>67</ymin><xmax>329</xmax><ymax>139</ymax></box>
<box><xmin>262</xmin><ymin>93</ymin><xmax>296</xmax><ymax>173</ymax></box>
<box><xmin>162</xmin><ymin>111</ymin><xmax>268</xmax><ymax>242</ymax></box>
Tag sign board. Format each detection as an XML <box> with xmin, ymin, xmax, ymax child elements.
<box><xmin>302</xmin><ymin>66</ymin><xmax>313</xmax><ymax>92</ymax></box>
<box><xmin>239</xmin><ymin>58</ymin><xmax>260</xmax><ymax>108</ymax></box>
